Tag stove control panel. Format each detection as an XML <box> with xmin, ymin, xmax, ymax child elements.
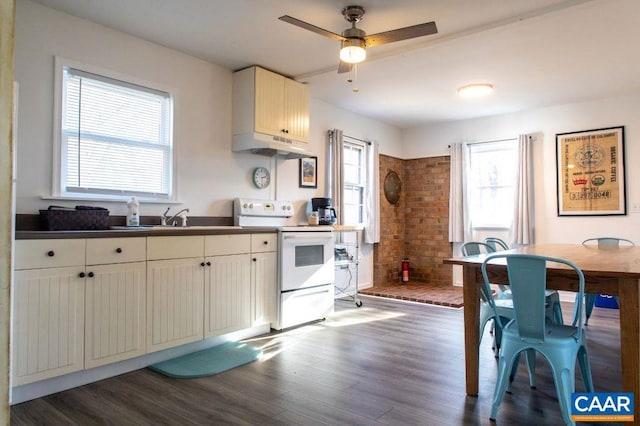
<box><xmin>234</xmin><ymin>198</ymin><xmax>294</xmax><ymax>218</ymax></box>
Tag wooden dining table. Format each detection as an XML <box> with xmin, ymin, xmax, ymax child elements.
<box><xmin>444</xmin><ymin>243</ymin><xmax>640</xmax><ymax>416</ymax></box>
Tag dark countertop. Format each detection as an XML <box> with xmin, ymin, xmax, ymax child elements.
<box><xmin>15</xmin><ymin>227</ymin><xmax>277</xmax><ymax>240</ymax></box>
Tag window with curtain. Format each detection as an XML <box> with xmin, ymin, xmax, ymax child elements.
<box><xmin>467</xmin><ymin>141</ymin><xmax>518</xmax><ymax>229</ymax></box>
<box><xmin>56</xmin><ymin>61</ymin><xmax>173</xmax><ymax>200</ymax></box>
<box><xmin>343</xmin><ymin>139</ymin><xmax>366</xmax><ymax>225</ymax></box>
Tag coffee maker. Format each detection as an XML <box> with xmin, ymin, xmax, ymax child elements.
<box><xmin>311</xmin><ymin>198</ymin><xmax>337</xmax><ymax>225</ymax></box>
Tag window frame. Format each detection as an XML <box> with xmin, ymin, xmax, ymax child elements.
<box><xmin>342</xmin><ymin>138</ymin><xmax>367</xmax><ymax>226</ymax></box>
<box><xmin>52</xmin><ymin>56</ymin><xmax>178</xmax><ymax>203</ymax></box>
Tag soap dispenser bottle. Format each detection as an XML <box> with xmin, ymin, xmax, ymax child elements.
<box><xmin>126</xmin><ymin>196</ymin><xmax>140</xmax><ymax>226</ymax></box>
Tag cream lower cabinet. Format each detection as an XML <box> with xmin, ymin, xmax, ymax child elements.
<box><xmin>204</xmin><ymin>235</ymin><xmax>251</xmax><ymax>337</ymax></box>
<box><xmin>84</xmin><ymin>238</ymin><xmax>146</xmax><ymax>369</ymax></box>
<box><xmin>251</xmin><ymin>234</ymin><xmax>277</xmax><ymax>327</ymax></box>
<box><xmin>12</xmin><ymin>239</ymin><xmax>86</xmax><ymax>386</ymax></box>
<box><xmin>146</xmin><ymin>236</ymin><xmax>205</xmax><ymax>353</ymax></box>
<box><xmin>12</xmin><ymin>232</ymin><xmax>276</xmax><ymax>387</ymax></box>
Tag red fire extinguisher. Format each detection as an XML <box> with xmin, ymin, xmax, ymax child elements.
<box><xmin>401</xmin><ymin>258</ymin><xmax>410</xmax><ymax>283</ymax></box>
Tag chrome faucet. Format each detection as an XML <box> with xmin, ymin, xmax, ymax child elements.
<box><xmin>161</xmin><ymin>207</ymin><xmax>190</xmax><ymax>226</ymax></box>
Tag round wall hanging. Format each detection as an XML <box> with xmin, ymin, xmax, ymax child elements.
<box><xmin>383</xmin><ymin>170</ymin><xmax>401</xmax><ymax>205</ymax></box>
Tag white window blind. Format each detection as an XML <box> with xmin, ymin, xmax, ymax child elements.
<box><xmin>467</xmin><ymin>141</ymin><xmax>517</xmax><ymax>228</ymax></box>
<box><xmin>343</xmin><ymin>140</ymin><xmax>365</xmax><ymax>225</ymax></box>
<box><xmin>61</xmin><ymin>67</ymin><xmax>173</xmax><ymax>199</ymax></box>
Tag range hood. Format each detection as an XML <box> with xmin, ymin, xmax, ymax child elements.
<box><xmin>232</xmin><ymin>133</ymin><xmax>315</xmax><ymax>159</ymax></box>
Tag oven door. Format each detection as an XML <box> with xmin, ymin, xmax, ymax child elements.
<box><xmin>279</xmin><ymin>231</ymin><xmax>334</xmax><ymax>292</ymax></box>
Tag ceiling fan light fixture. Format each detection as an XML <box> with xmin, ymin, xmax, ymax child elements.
<box><xmin>340</xmin><ymin>38</ymin><xmax>366</xmax><ymax>64</ymax></box>
<box><xmin>457</xmin><ymin>83</ymin><xmax>494</xmax><ymax>98</ymax></box>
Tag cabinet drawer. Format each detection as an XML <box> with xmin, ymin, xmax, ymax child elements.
<box><xmin>86</xmin><ymin>237</ymin><xmax>146</xmax><ymax>265</ymax></box>
<box><xmin>147</xmin><ymin>236</ymin><xmax>204</xmax><ymax>260</ymax></box>
<box><xmin>205</xmin><ymin>234</ymin><xmax>250</xmax><ymax>256</ymax></box>
<box><xmin>251</xmin><ymin>234</ymin><xmax>277</xmax><ymax>253</ymax></box>
<box><xmin>15</xmin><ymin>239</ymin><xmax>85</xmax><ymax>270</ymax></box>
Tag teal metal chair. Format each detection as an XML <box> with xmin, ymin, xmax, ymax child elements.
<box><xmin>579</xmin><ymin>237</ymin><xmax>634</xmax><ymax>325</ymax></box>
<box><xmin>481</xmin><ymin>238</ymin><xmax>564</xmax><ymax>325</ymax></box>
<box><xmin>461</xmin><ymin>242</ymin><xmax>512</xmax><ymax>353</ymax></box>
<box><xmin>484</xmin><ymin>237</ymin><xmax>509</xmax><ymax>251</ymax></box>
<box><xmin>461</xmin><ymin>242</ymin><xmax>562</xmax><ymax>356</ymax></box>
<box><xmin>483</xmin><ymin>253</ymin><xmax>594</xmax><ymax>426</ymax></box>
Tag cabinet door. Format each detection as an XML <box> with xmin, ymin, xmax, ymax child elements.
<box><xmin>146</xmin><ymin>258</ymin><xmax>205</xmax><ymax>352</ymax></box>
<box><xmin>12</xmin><ymin>267</ymin><xmax>85</xmax><ymax>386</ymax></box>
<box><xmin>85</xmin><ymin>262</ymin><xmax>146</xmax><ymax>368</ymax></box>
<box><xmin>283</xmin><ymin>77</ymin><xmax>309</xmax><ymax>142</ymax></box>
<box><xmin>204</xmin><ymin>254</ymin><xmax>251</xmax><ymax>338</ymax></box>
<box><xmin>252</xmin><ymin>252</ymin><xmax>277</xmax><ymax>327</ymax></box>
<box><xmin>254</xmin><ymin>67</ymin><xmax>285</xmax><ymax>137</ymax></box>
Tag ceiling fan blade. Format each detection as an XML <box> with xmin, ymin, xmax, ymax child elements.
<box><xmin>279</xmin><ymin>15</ymin><xmax>346</xmax><ymax>42</ymax></box>
<box><xmin>337</xmin><ymin>61</ymin><xmax>353</xmax><ymax>74</ymax></box>
<box><xmin>364</xmin><ymin>21</ymin><xmax>437</xmax><ymax>47</ymax></box>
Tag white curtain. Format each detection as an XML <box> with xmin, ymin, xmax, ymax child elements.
<box><xmin>364</xmin><ymin>141</ymin><xmax>380</xmax><ymax>244</ymax></box>
<box><xmin>328</xmin><ymin>129</ymin><xmax>344</xmax><ymax>224</ymax></box>
<box><xmin>512</xmin><ymin>134</ymin><xmax>534</xmax><ymax>245</ymax></box>
<box><xmin>448</xmin><ymin>143</ymin><xmax>468</xmax><ymax>242</ymax></box>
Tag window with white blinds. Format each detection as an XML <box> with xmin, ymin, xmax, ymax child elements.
<box><xmin>57</xmin><ymin>63</ymin><xmax>173</xmax><ymax>200</ymax></box>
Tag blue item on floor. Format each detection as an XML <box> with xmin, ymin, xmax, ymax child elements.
<box><xmin>595</xmin><ymin>294</ymin><xmax>618</xmax><ymax>309</ymax></box>
<box><xmin>149</xmin><ymin>342</ymin><xmax>262</xmax><ymax>379</ymax></box>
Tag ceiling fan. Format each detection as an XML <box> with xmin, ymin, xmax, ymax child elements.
<box><xmin>279</xmin><ymin>5</ymin><xmax>438</xmax><ymax>74</ymax></box>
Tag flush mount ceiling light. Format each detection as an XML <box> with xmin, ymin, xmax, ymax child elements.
<box><xmin>457</xmin><ymin>83</ymin><xmax>494</xmax><ymax>98</ymax></box>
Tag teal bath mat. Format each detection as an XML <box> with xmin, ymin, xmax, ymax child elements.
<box><xmin>149</xmin><ymin>342</ymin><xmax>262</xmax><ymax>379</ymax></box>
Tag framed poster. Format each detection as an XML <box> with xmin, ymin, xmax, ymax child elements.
<box><xmin>556</xmin><ymin>126</ymin><xmax>626</xmax><ymax>216</ymax></box>
<box><xmin>299</xmin><ymin>156</ymin><xmax>318</xmax><ymax>188</ymax></box>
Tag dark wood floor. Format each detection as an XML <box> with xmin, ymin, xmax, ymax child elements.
<box><xmin>11</xmin><ymin>296</ymin><xmax>621</xmax><ymax>425</ymax></box>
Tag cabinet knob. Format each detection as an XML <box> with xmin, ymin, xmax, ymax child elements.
<box><xmin>263</xmin><ymin>241</ymin><xmax>268</xmax><ymax>245</ymax></box>
<box><xmin>116</xmin><ymin>247</ymin><xmax>122</xmax><ymax>253</ymax></box>
<box><xmin>47</xmin><ymin>250</ymin><xmax>55</xmax><ymax>257</ymax></box>
<box><xmin>79</xmin><ymin>272</ymin><xmax>85</xmax><ymax>278</ymax></box>
<box><xmin>206</xmin><ymin>261</ymin><xmax>211</xmax><ymax>266</ymax></box>
<box><xmin>252</xmin><ymin>258</ymin><xmax>257</xmax><ymax>262</ymax></box>
<box><xmin>200</xmin><ymin>262</ymin><xmax>206</xmax><ymax>267</ymax></box>
<box><xmin>88</xmin><ymin>272</ymin><xmax>94</xmax><ymax>278</ymax></box>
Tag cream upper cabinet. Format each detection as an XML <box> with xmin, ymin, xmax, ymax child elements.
<box><xmin>233</xmin><ymin>66</ymin><xmax>309</xmax><ymax>143</ymax></box>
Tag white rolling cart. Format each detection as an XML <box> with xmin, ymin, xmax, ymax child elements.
<box><xmin>333</xmin><ymin>225</ymin><xmax>363</xmax><ymax>307</ymax></box>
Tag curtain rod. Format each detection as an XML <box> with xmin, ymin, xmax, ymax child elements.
<box><xmin>344</xmin><ymin>134</ymin><xmax>372</xmax><ymax>145</ymax></box>
<box><xmin>447</xmin><ymin>136</ymin><xmax>536</xmax><ymax>148</ymax></box>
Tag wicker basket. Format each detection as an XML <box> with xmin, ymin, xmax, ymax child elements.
<box><xmin>39</xmin><ymin>206</ymin><xmax>110</xmax><ymax>231</ymax></box>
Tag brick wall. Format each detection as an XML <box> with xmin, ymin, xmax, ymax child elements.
<box><xmin>374</xmin><ymin>154</ymin><xmax>453</xmax><ymax>286</ymax></box>
<box><xmin>375</xmin><ymin>155</ymin><xmax>405</xmax><ymax>283</ymax></box>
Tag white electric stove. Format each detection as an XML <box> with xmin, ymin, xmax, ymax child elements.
<box><xmin>234</xmin><ymin>198</ymin><xmax>335</xmax><ymax>329</ymax></box>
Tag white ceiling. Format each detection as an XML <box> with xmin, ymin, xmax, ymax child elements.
<box><xmin>31</xmin><ymin>0</ymin><xmax>640</xmax><ymax>129</ymax></box>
